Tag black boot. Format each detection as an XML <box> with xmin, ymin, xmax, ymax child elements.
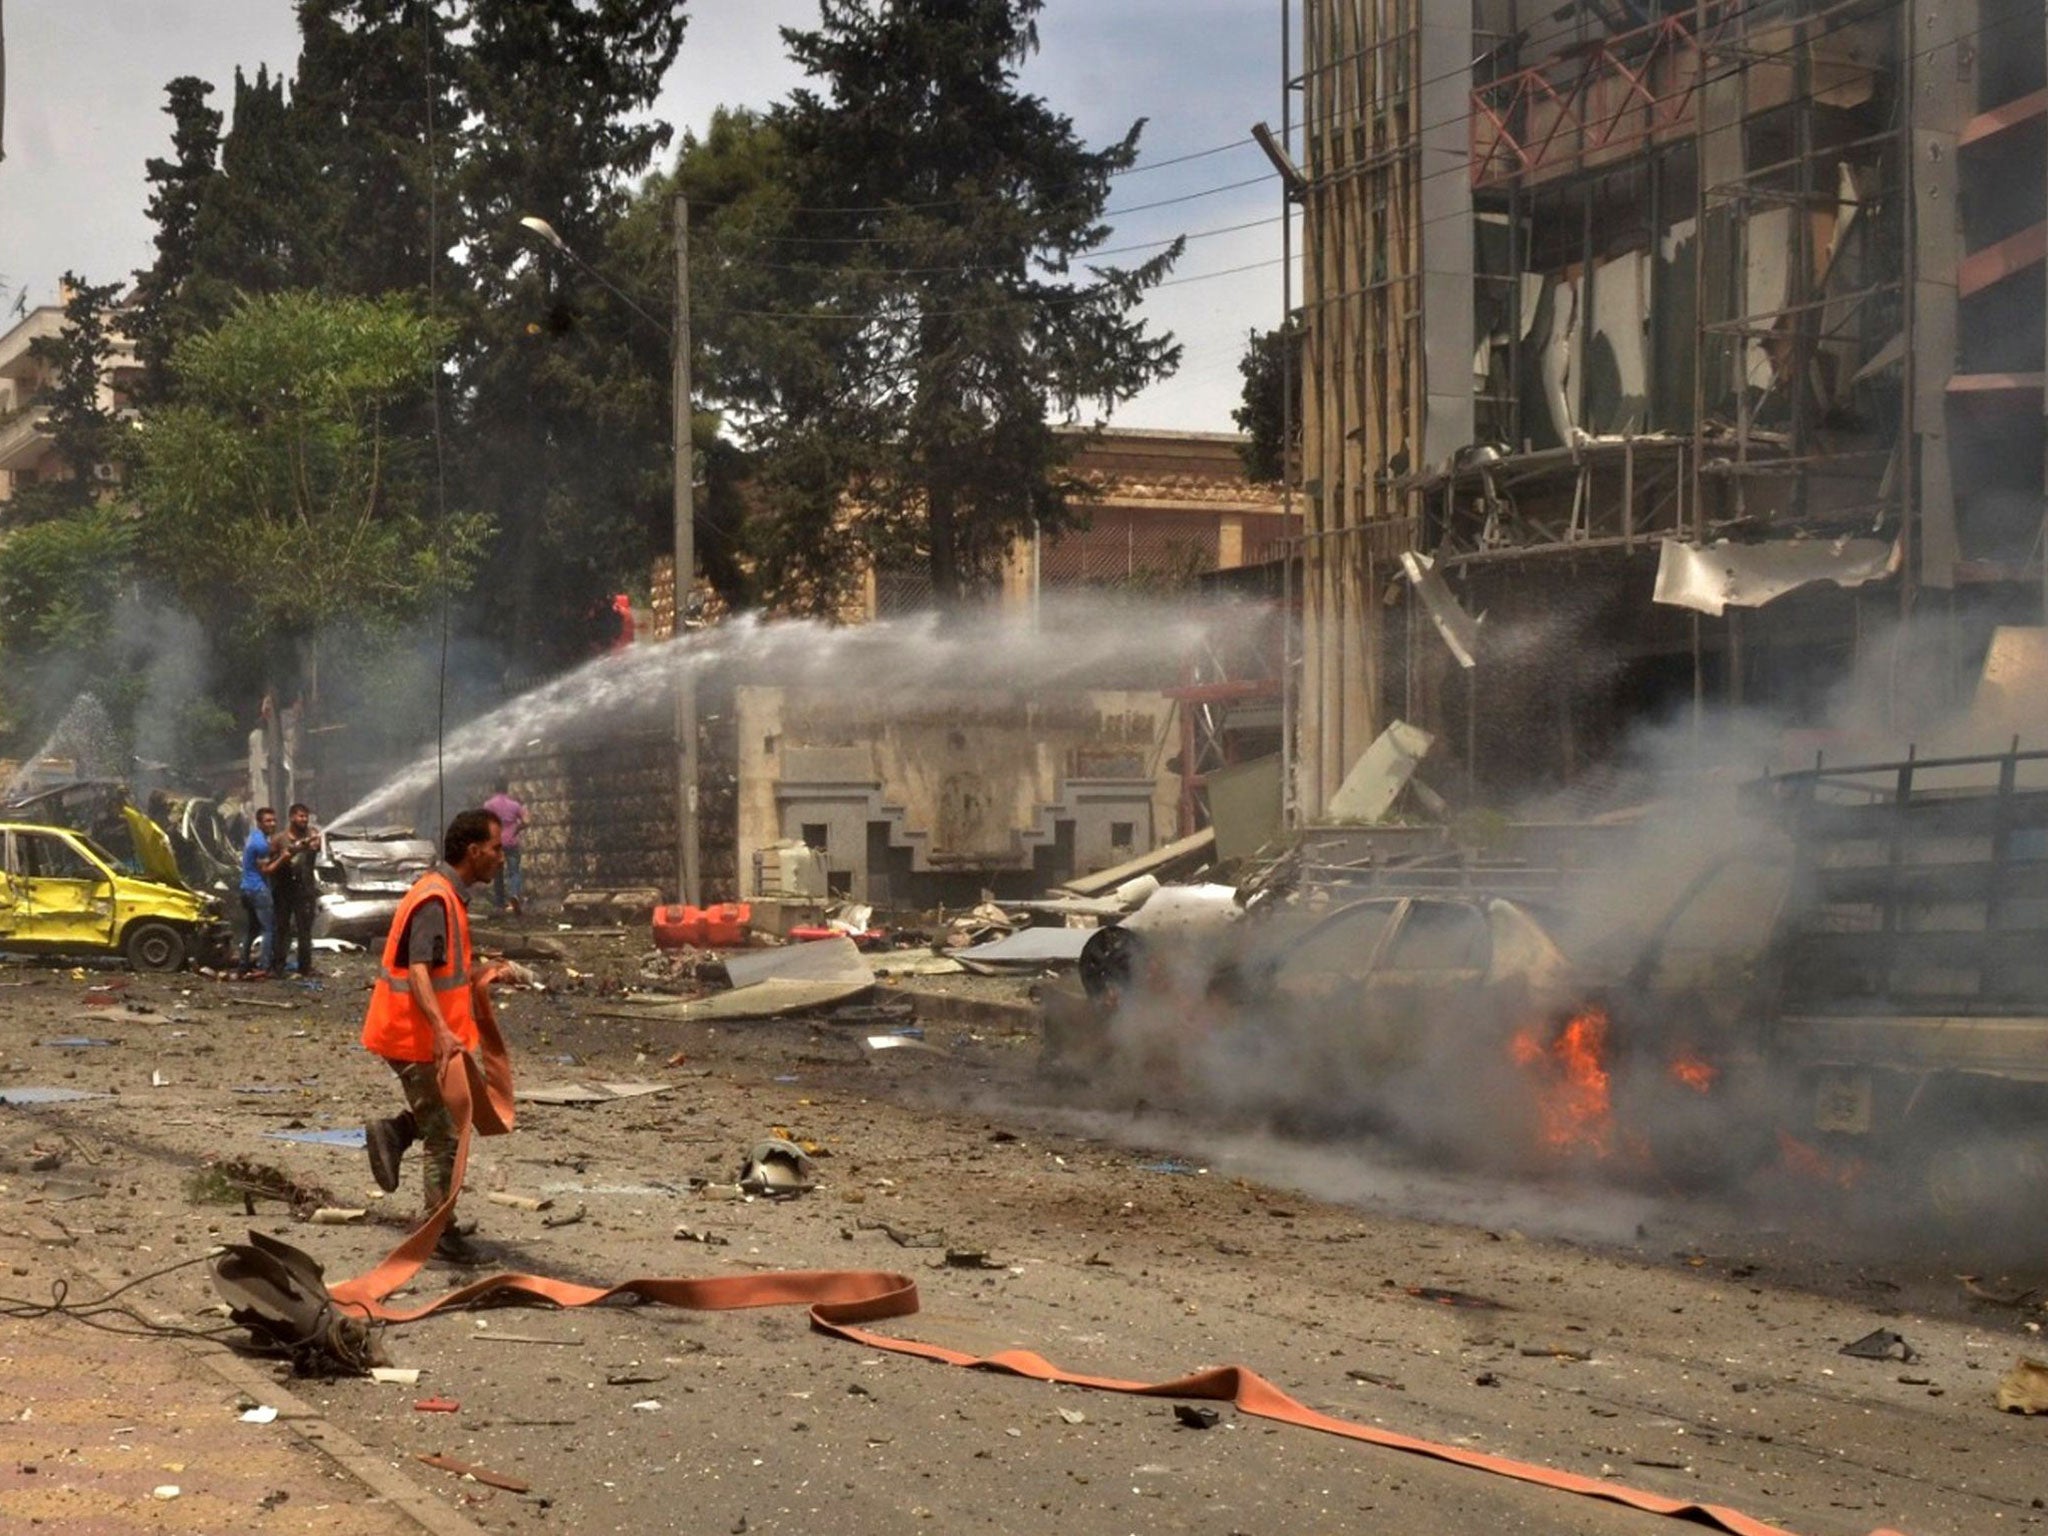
<box><xmin>365</xmin><ymin>1111</ymin><xmax>416</xmax><ymax>1194</ymax></box>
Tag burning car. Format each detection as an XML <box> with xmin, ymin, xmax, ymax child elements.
<box><xmin>0</xmin><ymin>817</ymin><xmax>230</xmax><ymax>971</ymax></box>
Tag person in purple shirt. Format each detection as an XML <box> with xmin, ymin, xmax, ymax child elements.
<box><xmin>482</xmin><ymin>779</ymin><xmax>528</xmax><ymax>915</ymax></box>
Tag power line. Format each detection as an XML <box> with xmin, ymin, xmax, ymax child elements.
<box><xmin>703</xmin><ymin>211</ymin><xmax>1290</xmax><ymax>277</ymax></box>
<box><xmin>724</xmin><ymin>255</ymin><xmax>1286</xmax><ymax>323</ymax></box>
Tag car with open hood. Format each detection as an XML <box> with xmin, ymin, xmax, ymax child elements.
<box><xmin>0</xmin><ymin>817</ymin><xmax>230</xmax><ymax>971</ymax></box>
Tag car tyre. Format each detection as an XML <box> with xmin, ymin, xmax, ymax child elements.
<box><xmin>125</xmin><ymin>920</ymin><xmax>188</xmax><ymax>973</ymax></box>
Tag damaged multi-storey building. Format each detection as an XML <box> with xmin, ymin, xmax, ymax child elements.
<box><xmin>1288</xmin><ymin>0</ymin><xmax>2048</xmax><ymax>813</ymax></box>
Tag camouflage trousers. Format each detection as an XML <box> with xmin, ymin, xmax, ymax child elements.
<box><xmin>388</xmin><ymin>1058</ymin><xmax>459</xmax><ymax>1215</ymax></box>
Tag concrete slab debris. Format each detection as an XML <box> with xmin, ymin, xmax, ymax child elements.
<box><xmin>1324</xmin><ymin>720</ymin><xmax>1435</xmax><ymax>825</ymax></box>
<box><xmin>1060</xmin><ymin>828</ymin><xmax>1217</xmax><ymax>898</ymax></box>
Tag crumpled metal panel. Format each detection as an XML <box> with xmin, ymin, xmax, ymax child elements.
<box><xmin>1400</xmin><ymin>551</ymin><xmax>1481</xmax><ymax>669</ymax></box>
<box><xmin>1652</xmin><ymin>537</ymin><xmax>1898</xmax><ymax>616</ymax></box>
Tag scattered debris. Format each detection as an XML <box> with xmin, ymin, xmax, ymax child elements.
<box><xmin>864</xmin><ymin>1034</ymin><xmax>950</xmax><ymax>1058</ymax></box>
<box><xmin>674</xmin><ymin>1225</ymin><xmax>731</xmax><ymax>1246</ymax></box>
<box><xmin>414</xmin><ymin>1454</ymin><xmax>530</xmax><ymax>1494</ymax></box>
<box><xmin>261</xmin><ymin>1127</ymin><xmax>367</xmax><ymax>1149</ymax></box>
<box><xmin>954</xmin><ymin>927</ymin><xmax>1093</xmax><ymax>973</ymax></box>
<box><xmin>1841</xmin><ymin>1328</ymin><xmax>1917</xmax><ymax>1363</ymax></box>
<box><xmin>0</xmin><ymin>1087</ymin><xmax>111</xmax><ymax>1106</ymax></box>
<box><xmin>211</xmin><ymin>1230</ymin><xmax>386</xmax><ymax>1374</ymax></box>
<box><xmin>1959</xmin><ymin>1275</ymin><xmax>2040</xmax><ymax>1309</ymax></box>
<box><xmin>1057</xmin><ymin>1407</ymin><xmax>1087</xmax><ymax>1425</ymax></box>
<box><xmin>943</xmin><ymin>1248</ymin><xmax>1003</xmax><ymax>1270</ymax></box>
<box><xmin>1173</xmin><ymin>1404</ymin><xmax>1221</xmax><ymax>1430</ymax></box>
<box><xmin>738</xmin><ymin>1138</ymin><xmax>816</xmax><ymax>1197</ymax></box>
<box><xmin>1346</xmin><ymin>1369</ymin><xmax>1406</xmax><ymax>1391</ymax></box>
<box><xmin>521</xmin><ymin>1081</ymin><xmax>673</xmax><ymax>1106</ymax></box>
<box><xmin>1406</xmin><ymin>1286</ymin><xmax>1509</xmax><ymax>1310</ymax></box>
<box><xmin>308</xmin><ymin>1207</ymin><xmax>368</xmax><ymax>1225</ymax></box>
<box><xmin>485</xmin><ymin>1192</ymin><xmax>552</xmax><ymax>1212</ymax></box>
<box><xmin>240</xmin><ymin>1405</ymin><xmax>279</xmax><ymax>1423</ymax></box>
<box><xmin>1997</xmin><ymin>1358</ymin><xmax>2048</xmax><ymax>1414</ymax></box>
<box><xmin>414</xmin><ymin>1397</ymin><xmax>461</xmax><ymax>1413</ymax></box>
<box><xmin>370</xmin><ymin>1368</ymin><xmax>421</xmax><ymax>1386</ymax></box>
<box><xmin>541</xmin><ymin>1205</ymin><xmax>588</xmax><ymax>1230</ymax></box>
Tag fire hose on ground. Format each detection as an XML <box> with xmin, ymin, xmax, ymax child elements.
<box><xmin>208</xmin><ymin>1010</ymin><xmax>1902</xmax><ymax>1536</ymax></box>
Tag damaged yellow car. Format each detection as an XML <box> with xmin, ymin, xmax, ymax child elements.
<box><xmin>0</xmin><ymin>815</ymin><xmax>230</xmax><ymax>971</ymax></box>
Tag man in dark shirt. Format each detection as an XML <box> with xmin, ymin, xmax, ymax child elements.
<box><xmin>272</xmin><ymin>802</ymin><xmax>324</xmax><ymax>977</ymax></box>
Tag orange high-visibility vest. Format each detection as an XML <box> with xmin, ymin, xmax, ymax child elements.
<box><xmin>360</xmin><ymin>868</ymin><xmax>477</xmax><ymax>1063</ymax></box>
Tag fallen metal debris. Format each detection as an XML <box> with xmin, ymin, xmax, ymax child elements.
<box><xmin>520</xmin><ymin>1081</ymin><xmax>674</xmax><ymax>1106</ymax></box>
<box><xmin>1652</xmin><ymin>535</ymin><xmax>1898</xmax><ymax>616</ymax></box>
<box><xmin>954</xmin><ymin>926</ymin><xmax>1093</xmax><ymax>972</ymax></box>
<box><xmin>210</xmin><ymin>1229</ymin><xmax>386</xmax><ymax>1375</ymax></box>
<box><xmin>1840</xmin><ymin>1328</ymin><xmax>1916</xmax><ymax>1362</ymax></box>
<box><xmin>738</xmin><ymin>1137</ymin><xmax>816</xmax><ymax>1196</ymax></box>
<box><xmin>262</xmin><ymin>1127</ymin><xmax>368</xmax><ymax>1148</ymax></box>
<box><xmin>1173</xmin><ymin>1404</ymin><xmax>1222</xmax><ymax>1430</ymax></box>
<box><xmin>414</xmin><ymin>1453</ymin><xmax>530</xmax><ymax>1494</ymax></box>
<box><xmin>1406</xmin><ymin>1286</ymin><xmax>1509</xmax><ymax>1310</ymax></box>
<box><xmin>1324</xmin><ymin>720</ymin><xmax>1434</xmax><ymax>824</ymax></box>
<box><xmin>0</xmin><ymin>1087</ymin><xmax>111</xmax><ymax>1105</ymax></box>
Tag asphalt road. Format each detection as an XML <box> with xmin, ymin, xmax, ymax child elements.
<box><xmin>2</xmin><ymin>933</ymin><xmax>2046</xmax><ymax>1536</ymax></box>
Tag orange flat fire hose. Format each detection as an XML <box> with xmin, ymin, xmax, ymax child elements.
<box><xmin>327</xmin><ymin>1016</ymin><xmax>1902</xmax><ymax>1536</ymax></box>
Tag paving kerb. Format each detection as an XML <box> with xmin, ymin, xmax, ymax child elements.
<box><xmin>895</xmin><ymin>984</ymin><xmax>1041</xmax><ymax>1031</ymax></box>
<box><xmin>0</xmin><ymin>1242</ymin><xmax>490</xmax><ymax>1536</ymax></box>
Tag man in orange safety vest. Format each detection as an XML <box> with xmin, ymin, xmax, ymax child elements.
<box><xmin>360</xmin><ymin>808</ymin><xmax>509</xmax><ymax>1264</ymax></box>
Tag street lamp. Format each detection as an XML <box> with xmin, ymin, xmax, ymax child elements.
<box><xmin>519</xmin><ymin>204</ymin><xmax>699</xmax><ymax>908</ymax></box>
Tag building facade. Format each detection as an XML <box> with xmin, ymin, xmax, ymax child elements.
<box><xmin>0</xmin><ymin>295</ymin><xmax>142</xmax><ymax>501</ymax></box>
<box><xmin>1292</xmin><ymin>0</ymin><xmax>2048</xmax><ymax>812</ymax></box>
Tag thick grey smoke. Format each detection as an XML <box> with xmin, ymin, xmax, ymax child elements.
<box><xmin>1062</xmin><ymin>610</ymin><xmax>2048</xmax><ymax>1259</ymax></box>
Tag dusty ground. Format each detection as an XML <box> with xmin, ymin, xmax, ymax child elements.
<box><xmin>3</xmin><ymin>930</ymin><xmax>2048</xmax><ymax>1536</ymax></box>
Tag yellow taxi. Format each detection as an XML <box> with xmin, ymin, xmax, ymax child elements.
<box><xmin>0</xmin><ymin>812</ymin><xmax>230</xmax><ymax>971</ymax></box>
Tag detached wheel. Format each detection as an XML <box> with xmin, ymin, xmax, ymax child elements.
<box><xmin>125</xmin><ymin>921</ymin><xmax>188</xmax><ymax>973</ymax></box>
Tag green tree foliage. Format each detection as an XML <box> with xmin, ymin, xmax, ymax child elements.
<box><xmin>454</xmin><ymin>0</ymin><xmax>690</xmax><ymax>667</ymax></box>
<box><xmin>5</xmin><ymin>274</ymin><xmax>127</xmax><ymax>527</ymax></box>
<box><xmin>1232</xmin><ymin>325</ymin><xmax>1298</xmax><ymax>485</ymax></box>
<box><xmin>130</xmin><ymin>78</ymin><xmax>223</xmax><ymax>400</ymax></box>
<box><xmin>135</xmin><ymin>291</ymin><xmax>485</xmax><ymax>656</ymax></box>
<box><xmin>291</xmin><ymin>0</ymin><xmax>462</xmax><ymax>301</ymax></box>
<box><xmin>182</xmin><ymin>68</ymin><xmax>331</xmax><ymax>321</ymax></box>
<box><xmin>710</xmin><ymin>0</ymin><xmax>1182</xmax><ymax>607</ymax></box>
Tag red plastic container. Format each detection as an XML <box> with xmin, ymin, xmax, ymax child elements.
<box><xmin>652</xmin><ymin>902</ymin><xmax>752</xmax><ymax>951</ymax></box>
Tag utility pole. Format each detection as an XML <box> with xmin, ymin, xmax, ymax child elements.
<box><xmin>673</xmin><ymin>191</ymin><xmax>700</xmax><ymax>907</ymax></box>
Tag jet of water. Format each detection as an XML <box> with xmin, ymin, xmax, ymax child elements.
<box><xmin>326</xmin><ymin>597</ymin><xmax>1265</xmax><ymax>834</ymax></box>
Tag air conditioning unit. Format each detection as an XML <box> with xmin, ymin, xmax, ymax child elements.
<box><xmin>753</xmin><ymin>840</ymin><xmax>828</xmax><ymax>899</ymax></box>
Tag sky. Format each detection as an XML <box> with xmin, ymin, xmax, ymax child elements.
<box><xmin>0</xmin><ymin>0</ymin><xmax>1298</xmax><ymax>433</ymax></box>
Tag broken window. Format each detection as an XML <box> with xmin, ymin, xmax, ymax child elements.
<box><xmin>1382</xmin><ymin>901</ymin><xmax>1490</xmax><ymax>973</ymax></box>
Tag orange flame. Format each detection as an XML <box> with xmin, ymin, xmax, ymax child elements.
<box><xmin>1775</xmin><ymin>1129</ymin><xmax>1865</xmax><ymax>1190</ymax></box>
<box><xmin>1510</xmin><ymin>1009</ymin><xmax>1615</xmax><ymax>1157</ymax></box>
<box><xmin>1668</xmin><ymin>1051</ymin><xmax>1718</xmax><ymax>1094</ymax></box>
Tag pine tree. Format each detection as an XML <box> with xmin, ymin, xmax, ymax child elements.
<box><xmin>130</xmin><ymin>77</ymin><xmax>223</xmax><ymax>401</ymax></box>
<box><xmin>454</xmin><ymin>0</ymin><xmax>689</xmax><ymax>665</ymax></box>
<box><xmin>291</xmin><ymin>0</ymin><xmax>463</xmax><ymax>301</ymax></box>
<box><xmin>5</xmin><ymin>274</ymin><xmax>126</xmax><ymax>526</ymax></box>
<box><xmin>737</xmin><ymin>0</ymin><xmax>1182</xmax><ymax>606</ymax></box>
